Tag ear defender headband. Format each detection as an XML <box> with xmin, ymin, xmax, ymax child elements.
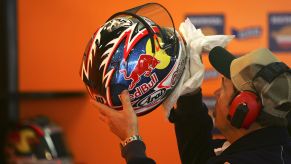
<box><xmin>227</xmin><ymin>62</ymin><xmax>290</xmax><ymax>129</ymax></box>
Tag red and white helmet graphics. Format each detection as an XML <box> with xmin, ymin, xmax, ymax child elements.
<box><xmin>80</xmin><ymin>3</ymin><xmax>186</xmax><ymax>115</ymax></box>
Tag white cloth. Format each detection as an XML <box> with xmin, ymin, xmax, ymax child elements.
<box><xmin>163</xmin><ymin>18</ymin><xmax>235</xmax><ymax>116</ymax></box>
<box><xmin>214</xmin><ymin>141</ymin><xmax>231</xmax><ymax>155</ymax></box>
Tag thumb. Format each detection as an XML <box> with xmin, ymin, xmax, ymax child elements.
<box><xmin>119</xmin><ymin>90</ymin><xmax>134</xmax><ymax>112</ymax></box>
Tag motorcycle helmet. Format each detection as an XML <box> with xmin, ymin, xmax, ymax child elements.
<box><xmin>80</xmin><ymin>3</ymin><xmax>186</xmax><ymax>115</ymax></box>
<box><xmin>5</xmin><ymin>116</ymin><xmax>73</xmax><ymax>164</ymax></box>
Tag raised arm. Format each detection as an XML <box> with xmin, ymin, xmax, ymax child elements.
<box><xmin>169</xmin><ymin>89</ymin><xmax>215</xmax><ymax>164</ymax></box>
<box><xmin>92</xmin><ymin>90</ymin><xmax>155</xmax><ymax>164</ymax></box>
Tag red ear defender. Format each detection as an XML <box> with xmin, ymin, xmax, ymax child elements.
<box><xmin>228</xmin><ymin>91</ymin><xmax>262</xmax><ymax>129</ymax></box>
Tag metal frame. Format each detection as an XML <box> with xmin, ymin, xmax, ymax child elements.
<box><xmin>1</xmin><ymin>0</ymin><xmax>18</xmax><ymax>163</ymax></box>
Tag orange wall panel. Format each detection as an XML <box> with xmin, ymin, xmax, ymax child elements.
<box><xmin>19</xmin><ymin>1</ymin><xmax>291</xmax><ymax>164</ymax></box>
<box><xmin>18</xmin><ymin>0</ymin><xmax>291</xmax><ymax>91</ymax></box>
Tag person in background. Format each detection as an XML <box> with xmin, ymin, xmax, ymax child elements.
<box><xmin>93</xmin><ymin>46</ymin><xmax>291</xmax><ymax>164</ymax></box>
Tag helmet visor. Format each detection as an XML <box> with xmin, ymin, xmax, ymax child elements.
<box><xmin>107</xmin><ymin>3</ymin><xmax>178</xmax><ymax>56</ymax></box>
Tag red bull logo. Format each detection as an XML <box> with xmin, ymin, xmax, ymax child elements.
<box><xmin>120</xmin><ymin>54</ymin><xmax>160</xmax><ymax>90</ymax></box>
<box><xmin>130</xmin><ymin>73</ymin><xmax>158</xmax><ymax>99</ymax></box>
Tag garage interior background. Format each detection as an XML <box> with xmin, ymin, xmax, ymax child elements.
<box><xmin>5</xmin><ymin>0</ymin><xmax>291</xmax><ymax>163</ymax></box>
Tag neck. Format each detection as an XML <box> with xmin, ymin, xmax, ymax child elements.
<box><xmin>223</xmin><ymin>123</ymin><xmax>262</xmax><ymax>143</ymax></box>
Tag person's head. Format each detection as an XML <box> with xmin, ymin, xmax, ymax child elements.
<box><xmin>209</xmin><ymin>46</ymin><xmax>291</xmax><ymax>132</ymax></box>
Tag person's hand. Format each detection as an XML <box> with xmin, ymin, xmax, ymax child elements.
<box><xmin>91</xmin><ymin>90</ymin><xmax>138</xmax><ymax>141</ymax></box>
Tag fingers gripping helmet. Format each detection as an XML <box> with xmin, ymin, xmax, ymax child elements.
<box><xmin>80</xmin><ymin>3</ymin><xmax>186</xmax><ymax>115</ymax></box>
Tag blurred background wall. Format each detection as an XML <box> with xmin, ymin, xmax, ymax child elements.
<box><xmin>16</xmin><ymin>0</ymin><xmax>291</xmax><ymax>163</ymax></box>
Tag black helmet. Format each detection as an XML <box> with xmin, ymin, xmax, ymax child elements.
<box><xmin>80</xmin><ymin>3</ymin><xmax>186</xmax><ymax>115</ymax></box>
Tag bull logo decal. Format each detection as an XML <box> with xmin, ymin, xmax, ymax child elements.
<box><xmin>120</xmin><ymin>54</ymin><xmax>160</xmax><ymax>90</ymax></box>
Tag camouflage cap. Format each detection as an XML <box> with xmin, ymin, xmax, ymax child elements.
<box><xmin>209</xmin><ymin>46</ymin><xmax>291</xmax><ymax>118</ymax></box>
